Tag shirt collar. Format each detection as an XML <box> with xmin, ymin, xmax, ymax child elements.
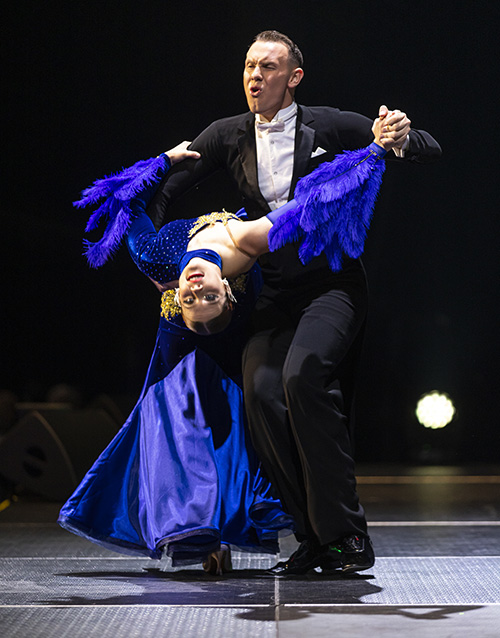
<box><xmin>255</xmin><ymin>101</ymin><xmax>297</xmax><ymax>125</ymax></box>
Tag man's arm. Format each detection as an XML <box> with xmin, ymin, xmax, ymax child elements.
<box><xmin>147</xmin><ymin>121</ymin><xmax>227</xmax><ymax>230</ymax></box>
<box><xmin>373</xmin><ymin>104</ymin><xmax>442</xmax><ymax>162</ymax></box>
<box><xmin>331</xmin><ymin>106</ymin><xmax>441</xmax><ymax>163</ymax></box>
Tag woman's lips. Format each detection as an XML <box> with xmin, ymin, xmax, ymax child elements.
<box><xmin>187</xmin><ymin>273</ymin><xmax>203</xmax><ymax>282</ymax></box>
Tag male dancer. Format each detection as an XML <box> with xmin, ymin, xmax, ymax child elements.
<box><xmin>148</xmin><ymin>30</ymin><xmax>441</xmax><ymax>574</ymax></box>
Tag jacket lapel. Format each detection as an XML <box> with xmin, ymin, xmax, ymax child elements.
<box><xmin>290</xmin><ymin>105</ymin><xmax>316</xmax><ymax>195</ymax></box>
<box><xmin>237</xmin><ymin>115</ymin><xmax>270</xmax><ymax>212</ymax></box>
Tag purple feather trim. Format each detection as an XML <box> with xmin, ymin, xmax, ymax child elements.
<box><xmin>266</xmin><ymin>203</ymin><xmax>305</xmax><ymax>250</ymax></box>
<box><xmin>74</xmin><ymin>155</ymin><xmax>168</xmax><ymax>267</ymax></box>
<box><xmin>268</xmin><ymin>147</ymin><xmax>385</xmax><ymax>271</ymax></box>
<box><xmin>74</xmin><ymin>157</ymin><xmax>166</xmax><ymax>208</ymax></box>
<box><xmin>83</xmin><ymin>210</ymin><xmax>133</xmax><ymax>268</ymax></box>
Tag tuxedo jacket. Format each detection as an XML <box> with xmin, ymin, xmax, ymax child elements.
<box><xmin>148</xmin><ymin>105</ymin><xmax>441</xmax><ymax>288</ymax></box>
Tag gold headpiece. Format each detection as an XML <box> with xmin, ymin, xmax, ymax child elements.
<box><xmin>160</xmin><ymin>289</ymin><xmax>182</xmax><ymax>320</ymax></box>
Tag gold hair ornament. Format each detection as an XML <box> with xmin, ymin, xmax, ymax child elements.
<box><xmin>160</xmin><ymin>289</ymin><xmax>182</xmax><ymax>320</ymax></box>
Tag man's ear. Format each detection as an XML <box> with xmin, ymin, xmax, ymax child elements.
<box><xmin>288</xmin><ymin>67</ymin><xmax>304</xmax><ymax>89</ymax></box>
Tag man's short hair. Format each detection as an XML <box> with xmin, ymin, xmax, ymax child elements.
<box><xmin>252</xmin><ymin>30</ymin><xmax>304</xmax><ymax>69</ymax></box>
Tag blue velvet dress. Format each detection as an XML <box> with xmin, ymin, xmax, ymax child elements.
<box><xmin>58</xmin><ymin>211</ymin><xmax>294</xmax><ymax>564</ymax></box>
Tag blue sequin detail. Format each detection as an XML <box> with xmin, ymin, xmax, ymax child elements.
<box><xmin>127</xmin><ymin>217</ymin><xmax>197</xmax><ymax>283</ymax></box>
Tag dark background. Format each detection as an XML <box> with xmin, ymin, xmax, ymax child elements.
<box><xmin>2</xmin><ymin>1</ymin><xmax>498</xmax><ymax>464</ymax></box>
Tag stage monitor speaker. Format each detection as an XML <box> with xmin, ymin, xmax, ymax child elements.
<box><xmin>0</xmin><ymin>408</ymin><xmax>120</xmax><ymax>501</ymax></box>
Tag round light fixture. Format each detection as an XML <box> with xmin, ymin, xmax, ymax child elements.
<box><xmin>415</xmin><ymin>391</ymin><xmax>456</xmax><ymax>429</ymax></box>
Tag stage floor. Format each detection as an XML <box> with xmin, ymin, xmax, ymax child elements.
<box><xmin>1</xmin><ymin>465</ymin><xmax>500</xmax><ymax>637</ymax></box>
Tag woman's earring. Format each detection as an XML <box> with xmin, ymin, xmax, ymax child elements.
<box><xmin>174</xmin><ymin>288</ymin><xmax>181</xmax><ymax>306</ymax></box>
<box><xmin>222</xmin><ymin>278</ymin><xmax>237</xmax><ymax>304</ymax></box>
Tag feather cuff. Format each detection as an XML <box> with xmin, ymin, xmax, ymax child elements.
<box><xmin>74</xmin><ymin>154</ymin><xmax>170</xmax><ymax>267</ymax></box>
<box><xmin>268</xmin><ymin>146</ymin><xmax>385</xmax><ymax>271</ymax></box>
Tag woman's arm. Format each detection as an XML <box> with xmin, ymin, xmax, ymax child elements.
<box><xmin>225</xmin><ymin>216</ymin><xmax>273</xmax><ymax>260</ymax></box>
<box><xmin>77</xmin><ymin>143</ymin><xmax>199</xmax><ymax>268</ymax></box>
<box><xmin>228</xmin><ymin>136</ymin><xmax>388</xmax><ymax>273</ymax></box>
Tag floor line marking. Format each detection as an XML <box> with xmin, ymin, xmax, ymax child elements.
<box><xmin>369</xmin><ymin>521</ymin><xmax>500</xmax><ymax>526</ymax></box>
<box><xmin>1</xmin><ymin>603</ymin><xmax>500</xmax><ymax>609</ymax></box>
<box><xmin>0</xmin><ymin>604</ymin><xmax>272</xmax><ymax>609</ymax></box>
<box><xmin>283</xmin><ymin>602</ymin><xmax>500</xmax><ymax>608</ymax></box>
<box><xmin>274</xmin><ymin>575</ymin><xmax>280</xmax><ymax>633</ymax></box>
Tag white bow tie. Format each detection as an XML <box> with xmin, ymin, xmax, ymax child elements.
<box><xmin>256</xmin><ymin>120</ymin><xmax>285</xmax><ymax>133</ymax></box>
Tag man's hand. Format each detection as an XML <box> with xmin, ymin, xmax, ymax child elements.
<box><xmin>372</xmin><ymin>105</ymin><xmax>411</xmax><ymax>151</ymax></box>
<box><xmin>165</xmin><ymin>141</ymin><xmax>201</xmax><ymax>165</ymax></box>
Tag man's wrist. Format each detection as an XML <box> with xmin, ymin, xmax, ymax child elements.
<box><xmin>392</xmin><ymin>136</ymin><xmax>409</xmax><ymax>158</ymax></box>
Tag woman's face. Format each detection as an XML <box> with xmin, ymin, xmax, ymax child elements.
<box><xmin>178</xmin><ymin>258</ymin><xmax>230</xmax><ymax>331</ymax></box>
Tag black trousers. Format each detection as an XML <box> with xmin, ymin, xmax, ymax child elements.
<box><xmin>243</xmin><ymin>260</ymin><xmax>369</xmax><ymax>545</ymax></box>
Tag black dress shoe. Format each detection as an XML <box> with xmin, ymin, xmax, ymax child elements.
<box><xmin>268</xmin><ymin>540</ymin><xmax>323</xmax><ymax>575</ymax></box>
<box><xmin>327</xmin><ymin>534</ymin><xmax>375</xmax><ymax>573</ymax></box>
<box><xmin>317</xmin><ymin>545</ymin><xmax>343</xmax><ymax>571</ymax></box>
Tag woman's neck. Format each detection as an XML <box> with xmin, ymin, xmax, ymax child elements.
<box><xmin>187</xmin><ymin>223</ymin><xmax>255</xmax><ymax>278</ymax></box>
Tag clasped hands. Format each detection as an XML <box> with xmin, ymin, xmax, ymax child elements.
<box><xmin>372</xmin><ymin>105</ymin><xmax>411</xmax><ymax>152</ymax></box>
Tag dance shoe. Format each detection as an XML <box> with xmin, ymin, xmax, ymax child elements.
<box><xmin>268</xmin><ymin>535</ymin><xmax>374</xmax><ymax>576</ymax></box>
<box><xmin>326</xmin><ymin>534</ymin><xmax>375</xmax><ymax>573</ymax></box>
<box><xmin>202</xmin><ymin>544</ymin><xmax>232</xmax><ymax>576</ymax></box>
<box><xmin>268</xmin><ymin>539</ymin><xmax>335</xmax><ymax>575</ymax></box>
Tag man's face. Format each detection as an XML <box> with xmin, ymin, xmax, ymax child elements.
<box><xmin>243</xmin><ymin>40</ymin><xmax>296</xmax><ymax>122</ymax></box>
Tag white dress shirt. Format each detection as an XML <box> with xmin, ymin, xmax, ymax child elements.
<box><xmin>255</xmin><ymin>102</ymin><xmax>298</xmax><ymax>210</ymax></box>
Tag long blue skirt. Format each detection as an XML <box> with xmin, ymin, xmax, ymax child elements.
<box><xmin>58</xmin><ymin>348</ymin><xmax>294</xmax><ymax>564</ymax></box>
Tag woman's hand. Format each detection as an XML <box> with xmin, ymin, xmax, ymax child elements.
<box><xmin>164</xmin><ymin>141</ymin><xmax>201</xmax><ymax>165</ymax></box>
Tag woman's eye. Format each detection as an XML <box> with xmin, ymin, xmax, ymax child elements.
<box><xmin>183</xmin><ymin>297</ymin><xmax>194</xmax><ymax>305</ymax></box>
<box><xmin>205</xmin><ymin>294</ymin><xmax>218</xmax><ymax>302</ymax></box>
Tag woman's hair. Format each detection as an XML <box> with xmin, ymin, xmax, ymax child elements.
<box><xmin>252</xmin><ymin>30</ymin><xmax>303</xmax><ymax>68</ymax></box>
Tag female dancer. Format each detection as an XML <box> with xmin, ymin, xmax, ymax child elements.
<box><xmin>59</xmin><ymin>143</ymin><xmax>297</xmax><ymax>574</ymax></box>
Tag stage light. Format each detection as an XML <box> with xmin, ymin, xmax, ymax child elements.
<box><xmin>415</xmin><ymin>391</ymin><xmax>456</xmax><ymax>430</ymax></box>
